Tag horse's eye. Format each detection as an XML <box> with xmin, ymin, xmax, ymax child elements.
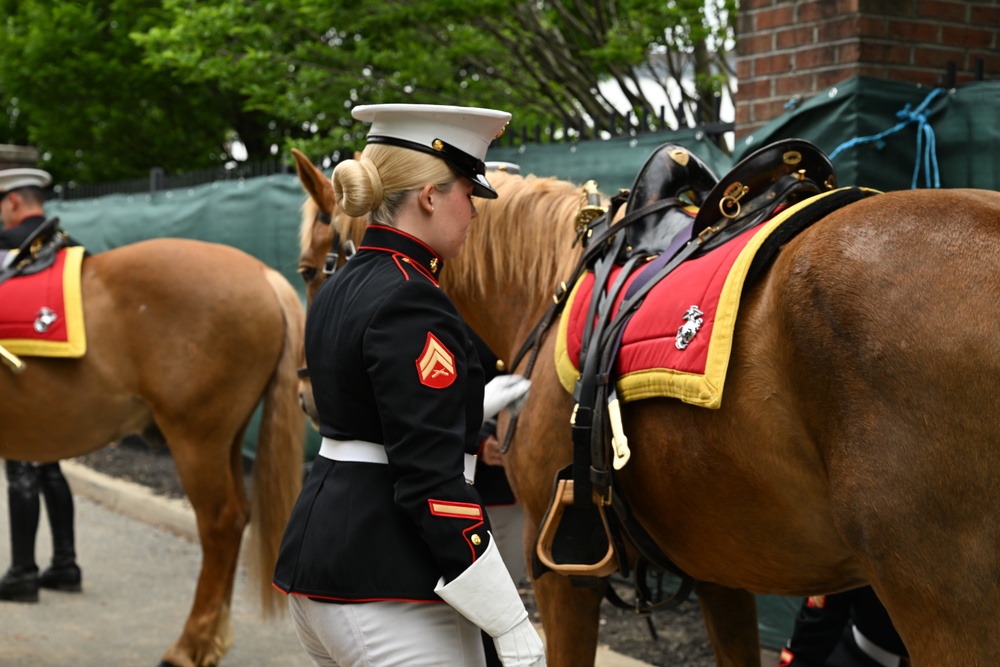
<box><xmin>299</xmin><ymin>267</ymin><xmax>317</xmax><ymax>283</ymax></box>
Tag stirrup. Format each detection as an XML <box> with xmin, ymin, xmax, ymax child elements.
<box><xmin>535</xmin><ymin>477</ymin><xmax>618</xmax><ymax>578</ymax></box>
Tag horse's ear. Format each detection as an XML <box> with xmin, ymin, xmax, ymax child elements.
<box><xmin>291</xmin><ymin>148</ymin><xmax>335</xmax><ymax>215</ymax></box>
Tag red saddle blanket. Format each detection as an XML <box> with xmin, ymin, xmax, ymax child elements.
<box><xmin>556</xmin><ymin>191</ymin><xmax>843</xmax><ymax>408</ymax></box>
<box><xmin>0</xmin><ymin>246</ymin><xmax>87</xmax><ymax>358</ymax></box>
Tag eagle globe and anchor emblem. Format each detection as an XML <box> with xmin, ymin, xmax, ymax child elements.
<box><xmin>34</xmin><ymin>306</ymin><xmax>58</xmax><ymax>333</ymax></box>
<box><xmin>675</xmin><ymin>305</ymin><xmax>704</xmax><ymax>350</ymax></box>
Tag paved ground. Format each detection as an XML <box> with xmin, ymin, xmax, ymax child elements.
<box><xmin>0</xmin><ymin>462</ymin><xmax>312</xmax><ymax>667</ymax></box>
<box><xmin>0</xmin><ymin>460</ymin><xmax>779</xmax><ymax>667</ymax></box>
<box><xmin>0</xmin><ymin>461</ymin><xmax>657</xmax><ymax>667</ymax></box>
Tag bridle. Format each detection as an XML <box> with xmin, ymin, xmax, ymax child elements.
<box><xmin>296</xmin><ymin>208</ymin><xmax>357</xmax><ymax>380</ymax></box>
<box><xmin>314</xmin><ymin>209</ymin><xmax>357</xmax><ymax>278</ymax></box>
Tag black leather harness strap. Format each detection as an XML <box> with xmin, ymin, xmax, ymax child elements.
<box><xmin>497</xmin><ymin>189</ymin><xmax>684</xmax><ymax>456</ymax></box>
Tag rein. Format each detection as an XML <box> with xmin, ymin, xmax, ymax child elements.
<box><xmin>497</xmin><ymin>188</ymin><xmax>630</xmax><ymax>454</ymax></box>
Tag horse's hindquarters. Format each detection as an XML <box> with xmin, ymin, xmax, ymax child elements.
<box><xmin>765</xmin><ymin>189</ymin><xmax>1000</xmax><ymax>663</ymax></box>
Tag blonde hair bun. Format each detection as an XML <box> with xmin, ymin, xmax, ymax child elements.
<box><xmin>332</xmin><ymin>156</ymin><xmax>385</xmax><ymax>217</ymax></box>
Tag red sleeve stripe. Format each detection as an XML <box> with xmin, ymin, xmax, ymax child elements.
<box><xmin>428</xmin><ymin>500</ymin><xmax>483</xmax><ymax>520</ymax></box>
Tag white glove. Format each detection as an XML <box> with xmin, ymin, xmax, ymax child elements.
<box><xmin>483</xmin><ymin>375</ymin><xmax>532</xmax><ymax>423</ymax></box>
<box><xmin>435</xmin><ymin>536</ymin><xmax>546</xmax><ymax>666</ymax></box>
<box><xmin>493</xmin><ymin>616</ymin><xmax>546</xmax><ymax>667</ymax></box>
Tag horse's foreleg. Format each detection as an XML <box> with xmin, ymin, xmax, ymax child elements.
<box><xmin>694</xmin><ymin>582</ymin><xmax>761</xmax><ymax>667</ymax></box>
<box><xmin>532</xmin><ymin>571</ymin><xmax>605</xmax><ymax>666</ymax></box>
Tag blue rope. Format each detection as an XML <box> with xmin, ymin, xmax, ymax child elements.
<box><xmin>829</xmin><ymin>88</ymin><xmax>944</xmax><ymax>188</ymax></box>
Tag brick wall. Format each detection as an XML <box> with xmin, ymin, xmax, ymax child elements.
<box><xmin>736</xmin><ymin>0</ymin><xmax>1000</xmax><ymax>137</ymax></box>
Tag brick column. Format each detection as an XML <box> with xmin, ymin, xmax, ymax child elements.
<box><xmin>735</xmin><ymin>0</ymin><xmax>1000</xmax><ymax>138</ymax></box>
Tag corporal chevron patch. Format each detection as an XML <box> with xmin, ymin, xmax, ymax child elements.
<box><xmin>416</xmin><ymin>332</ymin><xmax>456</xmax><ymax>388</ymax></box>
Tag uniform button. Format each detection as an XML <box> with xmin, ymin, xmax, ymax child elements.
<box><xmin>471</xmin><ymin>534</ymin><xmax>482</xmax><ymax>546</ymax></box>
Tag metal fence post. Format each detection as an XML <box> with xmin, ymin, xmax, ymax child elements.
<box><xmin>150</xmin><ymin>167</ymin><xmax>165</xmax><ymax>194</ymax></box>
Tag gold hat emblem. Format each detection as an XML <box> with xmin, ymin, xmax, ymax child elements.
<box><xmin>432</xmin><ymin>139</ymin><xmax>444</xmax><ymax>151</ymax></box>
<box><xmin>495</xmin><ymin>123</ymin><xmax>508</xmax><ymax>139</ymax></box>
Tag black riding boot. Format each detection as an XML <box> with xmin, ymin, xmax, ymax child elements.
<box><xmin>0</xmin><ymin>460</ymin><xmax>41</xmax><ymax>602</ymax></box>
<box><xmin>38</xmin><ymin>462</ymin><xmax>82</xmax><ymax>592</ymax></box>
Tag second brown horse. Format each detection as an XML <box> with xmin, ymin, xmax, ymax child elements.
<box><xmin>294</xmin><ymin>148</ymin><xmax>1000</xmax><ymax>667</ymax></box>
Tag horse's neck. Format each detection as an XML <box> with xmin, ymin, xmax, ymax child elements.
<box><xmin>450</xmin><ymin>289</ymin><xmax>549</xmax><ymax>368</ymax></box>
<box><xmin>446</xmin><ymin>252</ymin><xmax>579</xmax><ymax>369</ymax></box>
<box><xmin>446</xmin><ymin>173</ymin><xmax>585</xmax><ymax>365</ymax></box>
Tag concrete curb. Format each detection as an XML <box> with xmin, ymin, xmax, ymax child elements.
<box><xmin>60</xmin><ymin>459</ymin><xmax>655</xmax><ymax>667</ymax></box>
<box><xmin>62</xmin><ymin>459</ymin><xmax>198</xmax><ymax>542</ymax></box>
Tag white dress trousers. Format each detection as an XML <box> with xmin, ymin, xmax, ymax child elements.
<box><xmin>289</xmin><ymin>595</ymin><xmax>487</xmax><ymax>666</ymax></box>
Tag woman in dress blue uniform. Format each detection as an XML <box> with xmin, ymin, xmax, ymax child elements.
<box><xmin>273</xmin><ymin>104</ymin><xmax>545</xmax><ymax>667</ymax></box>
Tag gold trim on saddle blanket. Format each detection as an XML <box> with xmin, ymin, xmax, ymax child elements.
<box><xmin>555</xmin><ymin>188</ymin><xmax>855</xmax><ymax>409</ymax></box>
<box><xmin>0</xmin><ymin>246</ymin><xmax>87</xmax><ymax>358</ymax></box>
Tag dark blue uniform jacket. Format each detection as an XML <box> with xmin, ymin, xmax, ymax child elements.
<box><xmin>274</xmin><ymin>224</ymin><xmax>491</xmax><ymax>602</ymax></box>
<box><xmin>0</xmin><ymin>215</ymin><xmax>46</xmax><ymax>250</ymax></box>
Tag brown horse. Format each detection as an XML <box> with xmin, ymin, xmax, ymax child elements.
<box><xmin>0</xmin><ymin>238</ymin><xmax>305</xmax><ymax>667</ymax></box>
<box><xmin>293</xmin><ymin>150</ymin><xmax>1000</xmax><ymax>667</ymax></box>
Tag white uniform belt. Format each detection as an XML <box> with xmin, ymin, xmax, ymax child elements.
<box><xmin>320</xmin><ymin>438</ymin><xmax>388</xmax><ymax>464</ymax></box>
<box><xmin>320</xmin><ymin>437</ymin><xmax>477</xmax><ymax>483</ymax></box>
<box><xmin>852</xmin><ymin>625</ymin><xmax>902</xmax><ymax>667</ymax></box>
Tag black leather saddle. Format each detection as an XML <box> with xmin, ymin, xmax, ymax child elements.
<box><xmin>618</xmin><ymin>143</ymin><xmax>719</xmax><ymax>262</ymax></box>
<box><xmin>692</xmin><ymin>138</ymin><xmax>837</xmax><ymax>252</ymax></box>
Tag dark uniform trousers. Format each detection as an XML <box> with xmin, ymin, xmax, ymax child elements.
<box><xmin>779</xmin><ymin>587</ymin><xmax>908</xmax><ymax>667</ymax></box>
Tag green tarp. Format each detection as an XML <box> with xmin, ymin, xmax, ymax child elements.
<box><xmin>736</xmin><ymin>75</ymin><xmax>1000</xmax><ymax>192</ymax></box>
<box><xmin>48</xmin><ymin>175</ymin><xmax>306</xmax><ymax>281</ymax></box>
<box><xmin>487</xmin><ymin>128</ymin><xmax>733</xmax><ymax>194</ymax></box>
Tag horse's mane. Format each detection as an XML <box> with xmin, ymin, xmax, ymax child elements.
<box><xmin>445</xmin><ymin>171</ymin><xmax>588</xmax><ymax>300</ymax></box>
<box><xmin>298</xmin><ymin>170</ymin><xmax>590</xmax><ymax>303</ymax></box>
<box><xmin>298</xmin><ymin>197</ymin><xmax>319</xmax><ymax>254</ymax></box>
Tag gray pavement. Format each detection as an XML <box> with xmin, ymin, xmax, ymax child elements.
<box><xmin>0</xmin><ymin>461</ymin><xmax>658</xmax><ymax>667</ymax></box>
<box><xmin>0</xmin><ymin>461</ymin><xmax>311</xmax><ymax>667</ymax></box>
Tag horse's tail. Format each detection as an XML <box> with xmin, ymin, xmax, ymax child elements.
<box><xmin>247</xmin><ymin>268</ymin><xmax>306</xmax><ymax>618</ymax></box>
